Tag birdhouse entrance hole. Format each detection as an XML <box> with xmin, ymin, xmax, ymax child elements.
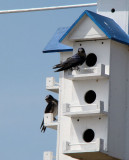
<box><xmin>84</xmin><ymin>90</ymin><xmax>96</xmax><ymax>104</ymax></box>
<box><xmin>83</xmin><ymin>129</ymin><xmax>95</xmax><ymax>142</ymax></box>
<box><xmin>86</xmin><ymin>53</ymin><xmax>97</xmax><ymax>67</ymax></box>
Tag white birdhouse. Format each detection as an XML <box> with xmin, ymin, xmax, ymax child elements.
<box><xmin>43</xmin><ymin>3</ymin><xmax>129</xmax><ymax>160</ymax></box>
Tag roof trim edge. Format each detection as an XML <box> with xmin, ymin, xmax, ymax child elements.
<box><xmin>59</xmin><ymin>11</ymin><xmax>86</xmax><ymax>43</ymax></box>
<box><xmin>59</xmin><ymin>10</ymin><xmax>113</xmax><ymax>43</ymax></box>
<box><xmin>43</xmin><ymin>48</ymin><xmax>73</xmax><ymax>53</ymax></box>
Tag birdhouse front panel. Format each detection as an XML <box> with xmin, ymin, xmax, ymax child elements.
<box><xmin>57</xmin><ymin>52</ymin><xmax>76</xmax><ymax>160</ymax></box>
<box><xmin>70</xmin><ymin>116</ymin><xmax>108</xmax><ymax>151</ymax></box>
<box><xmin>73</xmin><ymin>40</ymin><xmax>110</xmax><ymax>73</ymax></box>
<box><xmin>61</xmin><ymin>40</ymin><xmax>109</xmax><ymax>159</ymax></box>
<box><xmin>72</xmin><ymin>79</ymin><xmax>109</xmax><ymax>112</ymax></box>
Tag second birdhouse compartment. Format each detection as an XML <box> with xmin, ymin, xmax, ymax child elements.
<box><xmin>64</xmin><ymin>79</ymin><xmax>109</xmax><ymax>114</ymax></box>
<box><xmin>65</xmin><ymin>40</ymin><xmax>110</xmax><ymax>78</ymax></box>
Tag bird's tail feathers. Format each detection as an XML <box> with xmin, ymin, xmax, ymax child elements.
<box><xmin>40</xmin><ymin>119</ymin><xmax>46</xmax><ymax>133</ymax></box>
<box><xmin>40</xmin><ymin>119</ymin><xmax>44</xmax><ymax>129</ymax></box>
<box><xmin>41</xmin><ymin>126</ymin><xmax>46</xmax><ymax>133</ymax></box>
<box><xmin>53</xmin><ymin>63</ymin><xmax>62</xmax><ymax>69</ymax></box>
<box><xmin>54</xmin><ymin>68</ymin><xmax>64</xmax><ymax>72</ymax></box>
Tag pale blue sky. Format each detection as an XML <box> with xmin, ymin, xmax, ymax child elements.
<box><xmin>0</xmin><ymin>1</ymin><xmax>96</xmax><ymax>160</ymax></box>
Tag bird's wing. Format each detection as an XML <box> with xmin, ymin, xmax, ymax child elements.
<box><xmin>40</xmin><ymin>103</ymin><xmax>54</xmax><ymax>133</ymax></box>
<box><xmin>65</xmin><ymin>55</ymin><xmax>80</xmax><ymax>62</ymax></box>
<box><xmin>53</xmin><ymin>58</ymin><xmax>71</xmax><ymax>69</ymax></box>
<box><xmin>59</xmin><ymin>55</ymin><xmax>80</xmax><ymax>67</ymax></box>
<box><xmin>72</xmin><ymin>53</ymin><xmax>81</xmax><ymax>59</ymax></box>
<box><xmin>53</xmin><ymin>54</ymin><xmax>80</xmax><ymax>69</ymax></box>
<box><xmin>45</xmin><ymin>102</ymin><xmax>54</xmax><ymax>113</ymax></box>
<box><xmin>55</xmin><ymin>56</ymin><xmax>82</xmax><ymax>72</ymax></box>
<box><xmin>54</xmin><ymin>52</ymin><xmax>84</xmax><ymax>72</ymax></box>
<box><xmin>40</xmin><ymin>98</ymin><xmax>58</xmax><ymax>133</ymax></box>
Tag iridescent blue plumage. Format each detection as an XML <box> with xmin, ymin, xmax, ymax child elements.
<box><xmin>53</xmin><ymin>48</ymin><xmax>86</xmax><ymax>72</ymax></box>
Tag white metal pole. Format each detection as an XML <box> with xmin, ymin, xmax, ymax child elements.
<box><xmin>0</xmin><ymin>3</ymin><xmax>97</xmax><ymax>14</ymax></box>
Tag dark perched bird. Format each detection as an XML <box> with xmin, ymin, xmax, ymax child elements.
<box><xmin>40</xmin><ymin>95</ymin><xmax>58</xmax><ymax>133</ymax></box>
<box><xmin>53</xmin><ymin>48</ymin><xmax>86</xmax><ymax>72</ymax></box>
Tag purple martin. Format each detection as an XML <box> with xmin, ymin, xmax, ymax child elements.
<box><xmin>40</xmin><ymin>95</ymin><xmax>58</xmax><ymax>133</ymax></box>
<box><xmin>53</xmin><ymin>48</ymin><xmax>86</xmax><ymax>72</ymax></box>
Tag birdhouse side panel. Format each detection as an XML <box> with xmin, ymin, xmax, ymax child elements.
<box><xmin>73</xmin><ymin>40</ymin><xmax>110</xmax><ymax>74</ymax></box>
<box><xmin>108</xmin><ymin>41</ymin><xmax>129</xmax><ymax>159</ymax></box>
<box><xmin>57</xmin><ymin>52</ymin><xmax>76</xmax><ymax>160</ymax></box>
<box><xmin>125</xmin><ymin>49</ymin><xmax>129</xmax><ymax>159</ymax></box>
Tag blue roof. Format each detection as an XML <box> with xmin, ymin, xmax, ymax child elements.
<box><xmin>60</xmin><ymin>10</ymin><xmax>129</xmax><ymax>45</ymax></box>
<box><xmin>43</xmin><ymin>27</ymin><xmax>73</xmax><ymax>53</ymax></box>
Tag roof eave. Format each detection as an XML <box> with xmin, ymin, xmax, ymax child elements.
<box><xmin>43</xmin><ymin>48</ymin><xmax>73</xmax><ymax>53</ymax></box>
